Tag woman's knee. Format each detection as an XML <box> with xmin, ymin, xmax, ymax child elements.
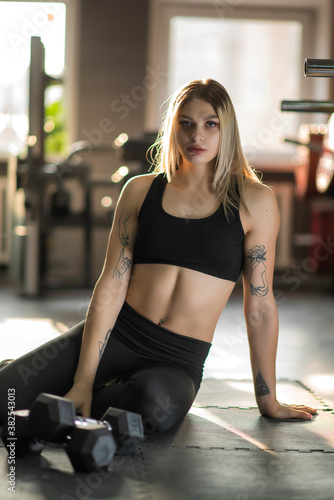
<box><xmin>130</xmin><ymin>367</ymin><xmax>196</xmax><ymax>434</ymax></box>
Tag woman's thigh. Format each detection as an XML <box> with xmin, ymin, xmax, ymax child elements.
<box><xmin>0</xmin><ymin>320</ymin><xmax>139</xmax><ymax>422</ymax></box>
<box><xmin>91</xmin><ymin>365</ymin><xmax>197</xmax><ymax>433</ymax></box>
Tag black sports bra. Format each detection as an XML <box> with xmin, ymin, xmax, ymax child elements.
<box><xmin>132</xmin><ymin>174</ymin><xmax>245</xmax><ymax>282</ymax></box>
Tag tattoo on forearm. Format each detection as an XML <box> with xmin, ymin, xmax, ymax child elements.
<box><xmin>255</xmin><ymin>370</ymin><xmax>271</xmax><ymax>397</ymax></box>
<box><xmin>247</xmin><ymin>245</ymin><xmax>269</xmax><ymax>297</ymax></box>
<box><xmin>113</xmin><ymin>211</ymin><xmax>132</xmax><ymax>281</ymax></box>
<box><xmin>99</xmin><ymin>329</ymin><xmax>111</xmax><ymax>360</ymax></box>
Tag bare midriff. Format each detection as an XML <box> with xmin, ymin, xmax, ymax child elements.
<box><xmin>125</xmin><ymin>263</ymin><xmax>236</xmax><ymax>343</ymax></box>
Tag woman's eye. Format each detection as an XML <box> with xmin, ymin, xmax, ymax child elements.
<box><xmin>179</xmin><ymin>121</ymin><xmax>192</xmax><ymax>127</ymax></box>
<box><xmin>207</xmin><ymin>121</ymin><xmax>218</xmax><ymax>128</ymax></box>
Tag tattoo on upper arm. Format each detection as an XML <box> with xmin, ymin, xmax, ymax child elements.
<box><xmin>255</xmin><ymin>370</ymin><xmax>271</xmax><ymax>397</ymax></box>
<box><xmin>247</xmin><ymin>245</ymin><xmax>269</xmax><ymax>297</ymax></box>
<box><xmin>99</xmin><ymin>329</ymin><xmax>111</xmax><ymax>361</ymax></box>
<box><xmin>113</xmin><ymin>211</ymin><xmax>132</xmax><ymax>281</ymax></box>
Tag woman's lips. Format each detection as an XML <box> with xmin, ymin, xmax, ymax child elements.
<box><xmin>187</xmin><ymin>147</ymin><xmax>205</xmax><ymax>153</ymax></box>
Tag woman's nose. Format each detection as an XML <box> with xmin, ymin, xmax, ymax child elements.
<box><xmin>190</xmin><ymin>126</ymin><xmax>204</xmax><ymax>142</ymax></box>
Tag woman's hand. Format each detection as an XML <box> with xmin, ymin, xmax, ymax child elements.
<box><xmin>64</xmin><ymin>383</ymin><xmax>93</xmax><ymax>418</ymax></box>
<box><xmin>262</xmin><ymin>401</ymin><xmax>318</xmax><ymax>420</ymax></box>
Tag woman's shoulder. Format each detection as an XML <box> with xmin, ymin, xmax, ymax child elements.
<box><xmin>243</xmin><ymin>178</ymin><xmax>277</xmax><ymax>209</ymax></box>
<box><xmin>121</xmin><ymin>173</ymin><xmax>160</xmax><ymax>213</ymax></box>
<box><xmin>241</xmin><ymin>178</ymin><xmax>280</xmax><ymax>231</ymax></box>
<box><xmin>123</xmin><ymin>172</ymin><xmax>157</xmax><ymax>194</ymax></box>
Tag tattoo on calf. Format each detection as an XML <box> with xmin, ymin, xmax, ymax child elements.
<box><xmin>255</xmin><ymin>370</ymin><xmax>271</xmax><ymax>397</ymax></box>
<box><xmin>247</xmin><ymin>245</ymin><xmax>269</xmax><ymax>297</ymax></box>
<box><xmin>113</xmin><ymin>211</ymin><xmax>132</xmax><ymax>281</ymax></box>
<box><xmin>99</xmin><ymin>329</ymin><xmax>112</xmax><ymax>360</ymax></box>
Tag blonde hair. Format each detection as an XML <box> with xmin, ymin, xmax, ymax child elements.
<box><xmin>149</xmin><ymin>78</ymin><xmax>262</xmax><ymax>218</ymax></box>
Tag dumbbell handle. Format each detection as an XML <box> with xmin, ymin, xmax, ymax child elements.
<box><xmin>75</xmin><ymin>413</ymin><xmax>144</xmax><ymax>454</ymax></box>
<box><xmin>75</xmin><ymin>416</ymin><xmax>112</xmax><ymax>433</ymax></box>
<box><xmin>304</xmin><ymin>58</ymin><xmax>334</xmax><ymax>77</ymax></box>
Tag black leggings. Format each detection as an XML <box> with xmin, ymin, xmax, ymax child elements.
<box><xmin>0</xmin><ymin>302</ymin><xmax>211</xmax><ymax>434</ymax></box>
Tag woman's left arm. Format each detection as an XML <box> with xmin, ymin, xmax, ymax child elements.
<box><xmin>242</xmin><ymin>184</ymin><xmax>317</xmax><ymax>420</ymax></box>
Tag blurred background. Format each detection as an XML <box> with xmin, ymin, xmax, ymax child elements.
<box><xmin>0</xmin><ymin>0</ymin><xmax>333</xmax><ymax>296</ymax></box>
<box><xmin>1</xmin><ymin>6</ymin><xmax>333</xmax><ymax>494</ymax></box>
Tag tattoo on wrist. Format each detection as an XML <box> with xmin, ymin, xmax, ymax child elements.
<box><xmin>255</xmin><ymin>370</ymin><xmax>271</xmax><ymax>397</ymax></box>
<box><xmin>99</xmin><ymin>329</ymin><xmax>111</xmax><ymax>361</ymax></box>
<box><xmin>247</xmin><ymin>245</ymin><xmax>269</xmax><ymax>297</ymax></box>
<box><xmin>113</xmin><ymin>211</ymin><xmax>132</xmax><ymax>281</ymax></box>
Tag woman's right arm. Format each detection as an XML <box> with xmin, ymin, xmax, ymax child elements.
<box><xmin>64</xmin><ymin>176</ymin><xmax>142</xmax><ymax>416</ymax></box>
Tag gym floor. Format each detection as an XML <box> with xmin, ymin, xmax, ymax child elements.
<box><xmin>0</xmin><ymin>274</ymin><xmax>333</xmax><ymax>500</ymax></box>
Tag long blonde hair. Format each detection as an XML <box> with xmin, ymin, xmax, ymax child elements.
<box><xmin>149</xmin><ymin>78</ymin><xmax>262</xmax><ymax>218</ymax></box>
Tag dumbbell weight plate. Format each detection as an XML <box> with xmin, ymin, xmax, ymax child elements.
<box><xmin>66</xmin><ymin>424</ymin><xmax>117</xmax><ymax>473</ymax></box>
<box><xmin>101</xmin><ymin>407</ymin><xmax>144</xmax><ymax>454</ymax></box>
<box><xmin>29</xmin><ymin>393</ymin><xmax>76</xmax><ymax>443</ymax></box>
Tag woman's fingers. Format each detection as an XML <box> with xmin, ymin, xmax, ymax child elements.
<box><xmin>63</xmin><ymin>385</ymin><xmax>93</xmax><ymax>418</ymax></box>
<box><xmin>279</xmin><ymin>404</ymin><xmax>317</xmax><ymax>419</ymax></box>
<box><xmin>80</xmin><ymin>405</ymin><xmax>91</xmax><ymax>419</ymax></box>
<box><xmin>283</xmin><ymin>404</ymin><xmax>317</xmax><ymax>414</ymax></box>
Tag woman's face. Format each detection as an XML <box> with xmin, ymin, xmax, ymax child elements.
<box><xmin>176</xmin><ymin>98</ymin><xmax>220</xmax><ymax>170</ymax></box>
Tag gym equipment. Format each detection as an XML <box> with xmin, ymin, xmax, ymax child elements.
<box><xmin>100</xmin><ymin>406</ymin><xmax>144</xmax><ymax>454</ymax></box>
<box><xmin>281</xmin><ymin>117</ymin><xmax>334</xmax><ymax>197</ymax></box>
<box><xmin>316</xmin><ymin>112</ymin><xmax>334</xmax><ymax>194</ymax></box>
<box><xmin>29</xmin><ymin>393</ymin><xmax>144</xmax><ymax>454</ymax></box>
<box><xmin>281</xmin><ymin>100</ymin><xmax>334</xmax><ymax>113</ymax></box>
<box><xmin>14</xmin><ymin>38</ymin><xmax>112</xmax><ymax>295</ymax></box>
<box><xmin>284</xmin><ymin>130</ymin><xmax>325</xmax><ymax>199</ymax></box>
<box><xmin>62</xmin><ymin>424</ymin><xmax>116</xmax><ymax>472</ymax></box>
<box><xmin>283</xmin><ymin>138</ymin><xmax>323</xmax><ymax>152</ymax></box>
<box><xmin>281</xmin><ymin>58</ymin><xmax>334</xmax><ymax>197</ymax></box>
<box><xmin>1</xmin><ymin>393</ymin><xmax>145</xmax><ymax>473</ymax></box>
<box><xmin>304</xmin><ymin>58</ymin><xmax>334</xmax><ymax>77</ymax></box>
<box><xmin>21</xmin><ymin>36</ymin><xmax>63</xmax><ymax>296</ymax></box>
<box><xmin>1</xmin><ymin>405</ymin><xmax>117</xmax><ymax>473</ymax></box>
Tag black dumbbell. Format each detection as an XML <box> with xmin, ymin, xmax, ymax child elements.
<box><xmin>63</xmin><ymin>423</ymin><xmax>116</xmax><ymax>473</ymax></box>
<box><xmin>29</xmin><ymin>393</ymin><xmax>144</xmax><ymax>455</ymax></box>
<box><xmin>1</xmin><ymin>396</ymin><xmax>117</xmax><ymax>473</ymax></box>
<box><xmin>99</xmin><ymin>406</ymin><xmax>144</xmax><ymax>454</ymax></box>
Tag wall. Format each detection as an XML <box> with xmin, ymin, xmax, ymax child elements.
<box><xmin>76</xmin><ymin>0</ymin><xmax>150</xmax><ymax>146</ymax></box>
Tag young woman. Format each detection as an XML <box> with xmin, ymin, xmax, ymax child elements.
<box><xmin>0</xmin><ymin>79</ymin><xmax>317</xmax><ymax>431</ymax></box>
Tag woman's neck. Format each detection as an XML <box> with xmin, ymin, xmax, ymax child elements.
<box><xmin>173</xmin><ymin>161</ymin><xmax>215</xmax><ymax>192</ymax></box>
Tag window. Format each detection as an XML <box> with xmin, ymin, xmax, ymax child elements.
<box><xmin>169</xmin><ymin>17</ymin><xmax>303</xmax><ymax>162</ymax></box>
<box><xmin>146</xmin><ymin>0</ymin><xmax>332</xmax><ymax>165</ymax></box>
<box><xmin>0</xmin><ymin>2</ymin><xmax>66</xmax><ymax>156</ymax></box>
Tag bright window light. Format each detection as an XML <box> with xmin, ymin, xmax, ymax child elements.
<box><xmin>169</xmin><ymin>17</ymin><xmax>302</xmax><ymax>159</ymax></box>
<box><xmin>0</xmin><ymin>2</ymin><xmax>66</xmax><ymax>153</ymax></box>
